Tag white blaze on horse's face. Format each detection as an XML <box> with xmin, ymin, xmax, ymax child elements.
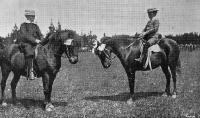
<box><xmin>64</xmin><ymin>39</ymin><xmax>74</xmax><ymax>46</ymax></box>
<box><xmin>98</xmin><ymin>44</ymin><xmax>106</xmax><ymax>51</ymax></box>
<box><xmin>92</xmin><ymin>40</ymin><xmax>98</xmax><ymax>53</ymax></box>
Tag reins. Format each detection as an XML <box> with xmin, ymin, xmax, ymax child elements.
<box><xmin>126</xmin><ymin>37</ymin><xmax>144</xmax><ymax>49</ymax></box>
<box><xmin>54</xmin><ymin>53</ymin><xmax>68</xmax><ymax>58</ymax></box>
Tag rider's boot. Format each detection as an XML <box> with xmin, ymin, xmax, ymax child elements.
<box><xmin>29</xmin><ymin>66</ymin><xmax>35</xmax><ymax>80</ymax></box>
<box><xmin>26</xmin><ymin>57</ymin><xmax>35</xmax><ymax>80</ymax></box>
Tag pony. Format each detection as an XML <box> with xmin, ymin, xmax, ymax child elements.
<box><xmin>0</xmin><ymin>30</ymin><xmax>80</xmax><ymax>111</ymax></box>
<box><xmin>93</xmin><ymin>35</ymin><xmax>181</xmax><ymax>104</ymax></box>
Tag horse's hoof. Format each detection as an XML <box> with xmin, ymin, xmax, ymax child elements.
<box><xmin>162</xmin><ymin>92</ymin><xmax>170</xmax><ymax>97</ymax></box>
<box><xmin>127</xmin><ymin>98</ymin><xmax>133</xmax><ymax>105</ymax></box>
<box><xmin>172</xmin><ymin>94</ymin><xmax>177</xmax><ymax>99</ymax></box>
<box><xmin>2</xmin><ymin>102</ymin><xmax>7</xmax><ymax>106</ymax></box>
<box><xmin>162</xmin><ymin>93</ymin><xmax>168</xmax><ymax>97</ymax></box>
<box><xmin>45</xmin><ymin>103</ymin><xmax>54</xmax><ymax>112</ymax></box>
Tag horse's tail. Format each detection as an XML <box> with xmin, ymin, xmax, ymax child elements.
<box><xmin>176</xmin><ymin>57</ymin><xmax>181</xmax><ymax>74</ymax></box>
<box><xmin>160</xmin><ymin>38</ymin><xmax>181</xmax><ymax>74</ymax></box>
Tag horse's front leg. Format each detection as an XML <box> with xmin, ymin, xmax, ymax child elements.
<box><xmin>1</xmin><ymin>64</ymin><xmax>11</xmax><ymax>106</ymax></box>
<box><xmin>161</xmin><ymin>65</ymin><xmax>171</xmax><ymax>96</ymax></box>
<box><xmin>42</xmin><ymin>72</ymin><xmax>55</xmax><ymax>111</ymax></box>
<box><xmin>126</xmin><ymin>71</ymin><xmax>136</xmax><ymax>105</ymax></box>
<box><xmin>11</xmin><ymin>72</ymin><xmax>21</xmax><ymax>104</ymax></box>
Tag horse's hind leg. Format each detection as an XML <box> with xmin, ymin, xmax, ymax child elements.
<box><xmin>169</xmin><ymin>65</ymin><xmax>177</xmax><ymax>98</ymax></box>
<box><xmin>11</xmin><ymin>72</ymin><xmax>21</xmax><ymax>104</ymax></box>
<box><xmin>161</xmin><ymin>65</ymin><xmax>171</xmax><ymax>96</ymax></box>
<box><xmin>1</xmin><ymin>65</ymin><xmax>11</xmax><ymax>106</ymax></box>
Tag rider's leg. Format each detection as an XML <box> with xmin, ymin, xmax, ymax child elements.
<box><xmin>135</xmin><ymin>37</ymin><xmax>158</xmax><ymax>63</ymax></box>
<box><xmin>23</xmin><ymin>43</ymin><xmax>35</xmax><ymax>80</ymax></box>
<box><xmin>135</xmin><ymin>41</ymin><xmax>150</xmax><ymax>62</ymax></box>
<box><xmin>25</xmin><ymin>56</ymin><xmax>34</xmax><ymax>80</ymax></box>
<box><xmin>148</xmin><ymin>37</ymin><xmax>158</xmax><ymax>46</ymax></box>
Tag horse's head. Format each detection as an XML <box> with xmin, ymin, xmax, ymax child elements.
<box><xmin>52</xmin><ymin>30</ymin><xmax>80</xmax><ymax>64</ymax></box>
<box><xmin>60</xmin><ymin>30</ymin><xmax>80</xmax><ymax>64</ymax></box>
<box><xmin>92</xmin><ymin>37</ymin><xmax>112</xmax><ymax>68</ymax></box>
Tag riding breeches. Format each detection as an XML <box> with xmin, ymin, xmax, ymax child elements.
<box><xmin>21</xmin><ymin>43</ymin><xmax>35</xmax><ymax>58</ymax></box>
<box><xmin>21</xmin><ymin>43</ymin><xmax>35</xmax><ymax>76</ymax></box>
<box><xmin>147</xmin><ymin>37</ymin><xmax>159</xmax><ymax>46</ymax></box>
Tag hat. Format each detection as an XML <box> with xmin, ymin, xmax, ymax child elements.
<box><xmin>25</xmin><ymin>10</ymin><xmax>35</xmax><ymax>16</ymax></box>
<box><xmin>147</xmin><ymin>8</ymin><xmax>159</xmax><ymax>13</ymax></box>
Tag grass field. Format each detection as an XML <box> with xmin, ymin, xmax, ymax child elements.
<box><xmin>0</xmin><ymin>50</ymin><xmax>200</xmax><ymax>118</ymax></box>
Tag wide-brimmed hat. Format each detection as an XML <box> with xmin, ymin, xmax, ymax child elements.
<box><xmin>147</xmin><ymin>8</ymin><xmax>159</xmax><ymax>13</ymax></box>
<box><xmin>25</xmin><ymin>10</ymin><xmax>35</xmax><ymax>16</ymax></box>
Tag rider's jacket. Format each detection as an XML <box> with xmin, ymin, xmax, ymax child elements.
<box><xmin>143</xmin><ymin>17</ymin><xmax>159</xmax><ymax>40</ymax></box>
<box><xmin>19</xmin><ymin>22</ymin><xmax>43</xmax><ymax>46</ymax></box>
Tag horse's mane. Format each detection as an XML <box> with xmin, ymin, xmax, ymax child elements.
<box><xmin>47</xmin><ymin>29</ymin><xmax>81</xmax><ymax>47</ymax></box>
<box><xmin>101</xmin><ymin>35</ymin><xmax>138</xmax><ymax>47</ymax></box>
<box><xmin>62</xmin><ymin>29</ymin><xmax>81</xmax><ymax>47</ymax></box>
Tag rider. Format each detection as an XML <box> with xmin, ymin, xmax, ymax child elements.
<box><xmin>135</xmin><ymin>8</ymin><xmax>160</xmax><ymax>63</ymax></box>
<box><xmin>19</xmin><ymin>10</ymin><xmax>44</xmax><ymax>80</ymax></box>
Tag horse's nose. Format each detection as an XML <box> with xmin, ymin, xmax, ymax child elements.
<box><xmin>69</xmin><ymin>56</ymin><xmax>78</xmax><ymax>64</ymax></box>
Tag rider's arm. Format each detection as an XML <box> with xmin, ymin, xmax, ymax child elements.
<box><xmin>35</xmin><ymin>25</ymin><xmax>44</xmax><ymax>40</ymax></box>
<box><xmin>142</xmin><ymin>23</ymin><xmax>148</xmax><ymax>33</ymax></box>
<box><xmin>139</xmin><ymin>22</ymin><xmax>149</xmax><ymax>37</ymax></box>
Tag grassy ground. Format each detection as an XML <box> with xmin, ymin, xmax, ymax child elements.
<box><xmin>0</xmin><ymin>50</ymin><xmax>200</xmax><ymax>118</ymax></box>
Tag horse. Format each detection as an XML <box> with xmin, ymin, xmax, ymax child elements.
<box><xmin>93</xmin><ymin>35</ymin><xmax>181</xmax><ymax>104</ymax></box>
<box><xmin>0</xmin><ymin>30</ymin><xmax>80</xmax><ymax>111</ymax></box>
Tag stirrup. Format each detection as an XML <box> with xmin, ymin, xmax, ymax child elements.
<box><xmin>134</xmin><ymin>57</ymin><xmax>142</xmax><ymax>62</ymax></box>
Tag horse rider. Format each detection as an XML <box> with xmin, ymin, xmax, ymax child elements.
<box><xmin>19</xmin><ymin>10</ymin><xmax>47</xmax><ymax>80</ymax></box>
<box><xmin>135</xmin><ymin>8</ymin><xmax>160</xmax><ymax>63</ymax></box>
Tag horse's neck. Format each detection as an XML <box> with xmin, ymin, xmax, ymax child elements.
<box><xmin>110</xmin><ymin>39</ymin><xmax>141</xmax><ymax>62</ymax></box>
<box><xmin>2</xmin><ymin>44</ymin><xmax>20</xmax><ymax>59</ymax></box>
<box><xmin>108</xmin><ymin>42</ymin><xmax>124</xmax><ymax>59</ymax></box>
<box><xmin>44</xmin><ymin>41</ymin><xmax>63</xmax><ymax>56</ymax></box>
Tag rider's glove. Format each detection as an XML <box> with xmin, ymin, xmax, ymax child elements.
<box><xmin>36</xmin><ymin>39</ymin><xmax>41</xmax><ymax>44</ymax></box>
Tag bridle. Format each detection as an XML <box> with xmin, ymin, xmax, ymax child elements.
<box><xmin>96</xmin><ymin>43</ymin><xmax>116</xmax><ymax>62</ymax></box>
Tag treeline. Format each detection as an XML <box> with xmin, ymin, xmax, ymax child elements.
<box><xmin>165</xmin><ymin>32</ymin><xmax>200</xmax><ymax>44</ymax></box>
<box><xmin>81</xmin><ymin>33</ymin><xmax>97</xmax><ymax>47</ymax></box>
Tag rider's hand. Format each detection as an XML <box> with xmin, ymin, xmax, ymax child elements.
<box><xmin>139</xmin><ymin>32</ymin><xmax>146</xmax><ymax>38</ymax></box>
<box><xmin>36</xmin><ymin>39</ymin><xmax>41</xmax><ymax>44</ymax></box>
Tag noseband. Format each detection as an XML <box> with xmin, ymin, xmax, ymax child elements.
<box><xmin>99</xmin><ymin>47</ymin><xmax>116</xmax><ymax>62</ymax></box>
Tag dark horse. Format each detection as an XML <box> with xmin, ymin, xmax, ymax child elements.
<box><xmin>93</xmin><ymin>35</ymin><xmax>181</xmax><ymax>104</ymax></box>
<box><xmin>0</xmin><ymin>30</ymin><xmax>80</xmax><ymax>111</ymax></box>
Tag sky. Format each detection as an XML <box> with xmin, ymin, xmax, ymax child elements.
<box><xmin>0</xmin><ymin>0</ymin><xmax>199</xmax><ymax>38</ymax></box>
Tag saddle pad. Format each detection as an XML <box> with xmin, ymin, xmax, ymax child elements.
<box><xmin>64</xmin><ymin>39</ymin><xmax>74</xmax><ymax>45</ymax></box>
<box><xmin>144</xmin><ymin>44</ymin><xmax>162</xmax><ymax>70</ymax></box>
<box><xmin>149</xmin><ymin>44</ymin><xmax>162</xmax><ymax>52</ymax></box>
